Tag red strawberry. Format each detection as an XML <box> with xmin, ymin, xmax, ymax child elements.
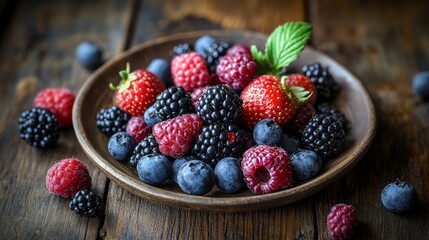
<box><xmin>171</xmin><ymin>52</ymin><xmax>211</xmax><ymax>92</ymax></box>
<box><xmin>285</xmin><ymin>73</ymin><xmax>317</xmax><ymax>105</ymax></box>
<box><xmin>240</xmin><ymin>75</ymin><xmax>310</xmax><ymax>129</ymax></box>
<box><xmin>110</xmin><ymin>64</ymin><xmax>165</xmax><ymax>116</ymax></box>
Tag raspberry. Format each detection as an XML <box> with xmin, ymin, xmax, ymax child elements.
<box><xmin>190</xmin><ymin>86</ymin><xmax>210</xmax><ymax>108</ymax></box>
<box><xmin>18</xmin><ymin>107</ymin><xmax>59</xmax><ymax>148</ymax></box>
<box><xmin>33</xmin><ymin>88</ymin><xmax>75</xmax><ymax>127</ymax></box>
<box><xmin>171</xmin><ymin>52</ymin><xmax>210</xmax><ymax>92</ymax></box>
<box><xmin>327</xmin><ymin>203</ymin><xmax>357</xmax><ymax>239</ymax></box>
<box><xmin>241</xmin><ymin>145</ymin><xmax>293</xmax><ymax>194</ymax></box>
<box><xmin>152</xmin><ymin>114</ymin><xmax>203</xmax><ymax>158</ymax></box>
<box><xmin>216</xmin><ymin>52</ymin><xmax>257</xmax><ymax>90</ymax></box>
<box><xmin>69</xmin><ymin>189</ymin><xmax>104</xmax><ymax>217</ymax></box>
<box><xmin>226</xmin><ymin>44</ymin><xmax>251</xmax><ymax>56</ymax></box>
<box><xmin>46</xmin><ymin>158</ymin><xmax>92</xmax><ymax>198</ymax></box>
<box><xmin>126</xmin><ymin>116</ymin><xmax>151</xmax><ymax>143</ymax></box>
<box><xmin>285</xmin><ymin>73</ymin><xmax>317</xmax><ymax>105</ymax></box>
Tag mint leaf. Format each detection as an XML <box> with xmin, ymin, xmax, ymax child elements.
<box><xmin>266</xmin><ymin>22</ymin><xmax>312</xmax><ymax>72</ymax></box>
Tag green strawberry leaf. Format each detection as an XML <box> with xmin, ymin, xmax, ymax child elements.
<box><xmin>250</xmin><ymin>45</ymin><xmax>271</xmax><ymax>74</ymax></box>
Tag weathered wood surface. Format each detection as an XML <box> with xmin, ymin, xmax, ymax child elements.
<box><xmin>1</xmin><ymin>0</ymin><xmax>428</xmax><ymax>239</ymax></box>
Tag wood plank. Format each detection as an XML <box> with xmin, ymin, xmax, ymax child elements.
<box><xmin>0</xmin><ymin>0</ymin><xmax>131</xmax><ymax>239</ymax></box>
<box><xmin>309</xmin><ymin>0</ymin><xmax>429</xmax><ymax>239</ymax></box>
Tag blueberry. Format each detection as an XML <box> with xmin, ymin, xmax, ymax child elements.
<box><xmin>172</xmin><ymin>156</ymin><xmax>196</xmax><ymax>183</ymax></box>
<box><xmin>108</xmin><ymin>132</ymin><xmax>135</xmax><ymax>161</ymax></box>
<box><xmin>253</xmin><ymin>118</ymin><xmax>283</xmax><ymax>146</ymax></box>
<box><xmin>412</xmin><ymin>71</ymin><xmax>429</xmax><ymax>101</ymax></box>
<box><xmin>136</xmin><ymin>154</ymin><xmax>172</xmax><ymax>186</ymax></box>
<box><xmin>76</xmin><ymin>41</ymin><xmax>103</xmax><ymax>70</ymax></box>
<box><xmin>279</xmin><ymin>133</ymin><xmax>300</xmax><ymax>154</ymax></box>
<box><xmin>176</xmin><ymin>160</ymin><xmax>215</xmax><ymax>195</ymax></box>
<box><xmin>290</xmin><ymin>149</ymin><xmax>322</xmax><ymax>181</ymax></box>
<box><xmin>143</xmin><ymin>104</ymin><xmax>161</xmax><ymax>127</ymax></box>
<box><xmin>147</xmin><ymin>58</ymin><xmax>173</xmax><ymax>86</ymax></box>
<box><xmin>214</xmin><ymin>157</ymin><xmax>245</xmax><ymax>193</ymax></box>
<box><xmin>194</xmin><ymin>35</ymin><xmax>215</xmax><ymax>58</ymax></box>
<box><xmin>381</xmin><ymin>180</ymin><xmax>418</xmax><ymax>213</ymax></box>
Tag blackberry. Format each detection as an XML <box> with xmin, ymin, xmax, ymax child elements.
<box><xmin>154</xmin><ymin>86</ymin><xmax>194</xmax><ymax>121</ymax></box>
<box><xmin>172</xmin><ymin>43</ymin><xmax>193</xmax><ymax>57</ymax></box>
<box><xmin>18</xmin><ymin>107</ymin><xmax>59</xmax><ymax>148</ymax></box>
<box><xmin>129</xmin><ymin>135</ymin><xmax>160</xmax><ymax>168</ymax></box>
<box><xmin>302</xmin><ymin>63</ymin><xmax>339</xmax><ymax>102</ymax></box>
<box><xmin>96</xmin><ymin>106</ymin><xmax>130</xmax><ymax>137</ymax></box>
<box><xmin>316</xmin><ymin>102</ymin><xmax>348</xmax><ymax>128</ymax></box>
<box><xmin>69</xmin><ymin>189</ymin><xmax>104</xmax><ymax>218</ymax></box>
<box><xmin>301</xmin><ymin>114</ymin><xmax>345</xmax><ymax>159</ymax></box>
<box><xmin>192</xmin><ymin>123</ymin><xmax>246</xmax><ymax>168</ymax></box>
<box><xmin>196</xmin><ymin>85</ymin><xmax>242</xmax><ymax>124</ymax></box>
<box><xmin>204</xmin><ymin>41</ymin><xmax>230</xmax><ymax>74</ymax></box>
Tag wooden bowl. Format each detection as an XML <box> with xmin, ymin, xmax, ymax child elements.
<box><xmin>73</xmin><ymin>30</ymin><xmax>376</xmax><ymax>212</ymax></box>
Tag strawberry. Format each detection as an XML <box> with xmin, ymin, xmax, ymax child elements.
<box><xmin>110</xmin><ymin>64</ymin><xmax>165</xmax><ymax>116</ymax></box>
<box><xmin>240</xmin><ymin>75</ymin><xmax>310</xmax><ymax>129</ymax></box>
<box><xmin>285</xmin><ymin>73</ymin><xmax>317</xmax><ymax>105</ymax></box>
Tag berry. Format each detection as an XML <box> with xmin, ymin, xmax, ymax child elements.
<box><xmin>316</xmin><ymin>102</ymin><xmax>347</xmax><ymax>128</ymax></box>
<box><xmin>412</xmin><ymin>71</ymin><xmax>429</xmax><ymax>101</ymax></box>
<box><xmin>18</xmin><ymin>107</ymin><xmax>59</xmax><ymax>148</ymax></box>
<box><xmin>290</xmin><ymin>149</ymin><xmax>322</xmax><ymax>181</ymax></box>
<box><xmin>190</xmin><ymin>86</ymin><xmax>210</xmax><ymax>108</ymax></box>
<box><xmin>129</xmin><ymin>134</ymin><xmax>160</xmax><ymax>168</ymax></box>
<box><xmin>172</xmin><ymin>43</ymin><xmax>193</xmax><ymax>57</ymax></box>
<box><xmin>196</xmin><ymin>84</ymin><xmax>243</xmax><ymax>124</ymax></box>
<box><xmin>216</xmin><ymin>52</ymin><xmax>257</xmax><ymax>90</ymax></box>
<box><xmin>241</xmin><ymin>145</ymin><xmax>293</xmax><ymax>194</ymax></box>
<box><xmin>176</xmin><ymin>160</ymin><xmax>215</xmax><ymax>195</ymax></box>
<box><xmin>327</xmin><ymin>203</ymin><xmax>357</xmax><ymax>239</ymax></box>
<box><xmin>285</xmin><ymin>73</ymin><xmax>317</xmax><ymax>105</ymax></box>
<box><xmin>46</xmin><ymin>158</ymin><xmax>92</xmax><ymax>198</ymax></box>
<box><xmin>253</xmin><ymin>118</ymin><xmax>283</xmax><ymax>146</ymax></box>
<box><xmin>154</xmin><ymin>86</ymin><xmax>194</xmax><ymax>121</ymax></box>
<box><xmin>279</xmin><ymin>133</ymin><xmax>300</xmax><ymax>154</ymax></box>
<box><xmin>69</xmin><ymin>189</ymin><xmax>104</xmax><ymax>218</ymax></box>
<box><xmin>126</xmin><ymin>116</ymin><xmax>150</xmax><ymax>143</ymax></box>
<box><xmin>302</xmin><ymin>63</ymin><xmax>339</xmax><ymax>102</ymax></box>
<box><xmin>226</xmin><ymin>44</ymin><xmax>251</xmax><ymax>56</ymax></box>
<box><xmin>171</xmin><ymin>52</ymin><xmax>211</xmax><ymax>92</ymax></box>
<box><xmin>214</xmin><ymin>157</ymin><xmax>245</xmax><ymax>193</ymax></box>
<box><xmin>136</xmin><ymin>154</ymin><xmax>172</xmax><ymax>186</ymax></box>
<box><xmin>204</xmin><ymin>41</ymin><xmax>230</xmax><ymax>74</ymax></box>
<box><xmin>381</xmin><ymin>180</ymin><xmax>417</xmax><ymax>213</ymax></box>
<box><xmin>152</xmin><ymin>114</ymin><xmax>203</xmax><ymax>158</ymax></box>
<box><xmin>195</xmin><ymin>35</ymin><xmax>216</xmax><ymax>58</ymax></box>
<box><xmin>146</xmin><ymin>58</ymin><xmax>172</xmax><ymax>86</ymax></box>
<box><xmin>301</xmin><ymin>114</ymin><xmax>345</xmax><ymax>159</ymax></box>
<box><xmin>108</xmin><ymin>132</ymin><xmax>135</xmax><ymax>161</ymax></box>
<box><xmin>172</xmin><ymin>156</ymin><xmax>196</xmax><ymax>183</ymax></box>
<box><xmin>285</xmin><ymin>103</ymin><xmax>316</xmax><ymax>134</ymax></box>
<box><xmin>76</xmin><ymin>41</ymin><xmax>103</xmax><ymax>70</ymax></box>
<box><xmin>143</xmin><ymin>104</ymin><xmax>161</xmax><ymax>127</ymax></box>
<box><xmin>96</xmin><ymin>106</ymin><xmax>131</xmax><ymax>137</ymax></box>
<box><xmin>192</xmin><ymin>123</ymin><xmax>246</xmax><ymax>168</ymax></box>
<box><xmin>32</xmin><ymin>88</ymin><xmax>76</xmax><ymax>127</ymax></box>
<box><xmin>110</xmin><ymin>64</ymin><xmax>165</xmax><ymax>116</ymax></box>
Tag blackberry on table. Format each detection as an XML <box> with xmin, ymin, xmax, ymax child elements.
<box><xmin>69</xmin><ymin>189</ymin><xmax>104</xmax><ymax>218</ymax></box>
<box><xmin>129</xmin><ymin>134</ymin><xmax>161</xmax><ymax>168</ymax></box>
<box><xmin>192</xmin><ymin>123</ymin><xmax>246</xmax><ymax>168</ymax></box>
<box><xmin>172</xmin><ymin>43</ymin><xmax>193</xmax><ymax>57</ymax></box>
<box><xmin>301</xmin><ymin>114</ymin><xmax>345</xmax><ymax>159</ymax></box>
<box><xmin>154</xmin><ymin>86</ymin><xmax>194</xmax><ymax>121</ymax></box>
<box><xmin>96</xmin><ymin>106</ymin><xmax>130</xmax><ymax>137</ymax></box>
<box><xmin>316</xmin><ymin>102</ymin><xmax>348</xmax><ymax>128</ymax></box>
<box><xmin>18</xmin><ymin>107</ymin><xmax>59</xmax><ymax>148</ymax></box>
<box><xmin>204</xmin><ymin>41</ymin><xmax>230</xmax><ymax>74</ymax></box>
<box><xmin>302</xmin><ymin>62</ymin><xmax>339</xmax><ymax>102</ymax></box>
<box><xmin>196</xmin><ymin>85</ymin><xmax>242</xmax><ymax>124</ymax></box>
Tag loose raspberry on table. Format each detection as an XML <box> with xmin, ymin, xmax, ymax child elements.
<box><xmin>241</xmin><ymin>145</ymin><xmax>293</xmax><ymax>194</ymax></box>
<box><xmin>46</xmin><ymin>158</ymin><xmax>92</xmax><ymax>198</ymax></box>
<box><xmin>171</xmin><ymin>52</ymin><xmax>211</xmax><ymax>92</ymax></box>
<box><xmin>33</xmin><ymin>88</ymin><xmax>76</xmax><ymax>127</ymax></box>
<box><xmin>327</xmin><ymin>203</ymin><xmax>357</xmax><ymax>239</ymax></box>
<box><xmin>216</xmin><ymin>52</ymin><xmax>257</xmax><ymax>90</ymax></box>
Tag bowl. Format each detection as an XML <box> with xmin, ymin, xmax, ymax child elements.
<box><xmin>73</xmin><ymin>30</ymin><xmax>376</xmax><ymax>212</ymax></box>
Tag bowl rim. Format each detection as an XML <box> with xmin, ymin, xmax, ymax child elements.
<box><xmin>72</xmin><ymin>30</ymin><xmax>377</xmax><ymax>212</ymax></box>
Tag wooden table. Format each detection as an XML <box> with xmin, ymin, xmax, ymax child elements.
<box><xmin>1</xmin><ymin>0</ymin><xmax>428</xmax><ymax>239</ymax></box>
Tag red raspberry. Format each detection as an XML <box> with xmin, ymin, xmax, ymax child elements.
<box><xmin>241</xmin><ymin>145</ymin><xmax>292</xmax><ymax>194</ymax></box>
<box><xmin>33</xmin><ymin>88</ymin><xmax>76</xmax><ymax>127</ymax></box>
<box><xmin>216</xmin><ymin>52</ymin><xmax>257</xmax><ymax>90</ymax></box>
<box><xmin>227</xmin><ymin>44</ymin><xmax>251</xmax><ymax>56</ymax></box>
<box><xmin>285</xmin><ymin>103</ymin><xmax>316</xmax><ymax>134</ymax></box>
<box><xmin>46</xmin><ymin>158</ymin><xmax>92</xmax><ymax>198</ymax></box>
<box><xmin>327</xmin><ymin>203</ymin><xmax>357</xmax><ymax>239</ymax></box>
<box><xmin>171</xmin><ymin>52</ymin><xmax>210</xmax><ymax>92</ymax></box>
<box><xmin>285</xmin><ymin>73</ymin><xmax>317</xmax><ymax>105</ymax></box>
<box><xmin>190</xmin><ymin>86</ymin><xmax>211</xmax><ymax>108</ymax></box>
<box><xmin>152</xmin><ymin>114</ymin><xmax>203</xmax><ymax>158</ymax></box>
<box><xmin>126</xmin><ymin>116</ymin><xmax>151</xmax><ymax>143</ymax></box>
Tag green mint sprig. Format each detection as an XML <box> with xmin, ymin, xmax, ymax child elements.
<box><xmin>251</xmin><ymin>21</ymin><xmax>313</xmax><ymax>76</ymax></box>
